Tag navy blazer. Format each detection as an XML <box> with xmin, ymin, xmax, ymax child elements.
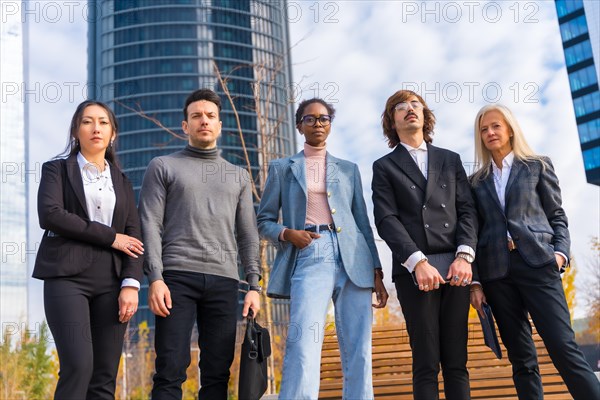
<box><xmin>33</xmin><ymin>154</ymin><xmax>143</xmax><ymax>281</ymax></box>
<box><xmin>372</xmin><ymin>143</ymin><xmax>478</xmax><ymax>279</ymax></box>
<box><xmin>470</xmin><ymin>157</ymin><xmax>570</xmax><ymax>282</ymax></box>
<box><xmin>257</xmin><ymin>151</ymin><xmax>381</xmax><ymax>298</ymax></box>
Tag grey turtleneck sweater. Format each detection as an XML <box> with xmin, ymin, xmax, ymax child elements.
<box><xmin>139</xmin><ymin>145</ymin><xmax>260</xmax><ymax>285</ymax></box>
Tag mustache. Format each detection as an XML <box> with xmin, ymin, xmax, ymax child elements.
<box><xmin>405</xmin><ymin>112</ymin><xmax>418</xmax><ymax>120</ymax></box>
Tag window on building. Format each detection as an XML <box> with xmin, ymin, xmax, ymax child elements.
<box><xmin>555</xmin><ymin>0</ymin><xmax>584</xmax><ymax>18</ymax></box>
<box><xmin>577</xmin><ymin>119</ymin><xmax>600</xmax><ymax>143</ymax></box>
<box><xmin>564</xmin><ymin>40</ymin><xmax>594</xmax><ymax>67</ymax></box>
<box><xmin>568</xmin><ymin>65</ymin><xmax>599</xmax><ymax>91</ymax></box>
<box><xmin>573</xmin><ymin>91</ymin><xmax>600</xmax><ymax>117</ymax></box>
<box><xmin>582</xmin><ymin>147</ymin><xmax>600</xmax><ymax>170</ymax></box>
<box><xmin>559</xmin><ymin>15</ymin><xmax>588</xmax><ymax>42</ymax></box>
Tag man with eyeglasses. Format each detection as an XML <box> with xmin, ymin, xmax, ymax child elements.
<box><xmin>371</xmin><ymin>90</ymin><xmax>478</xmax><ymax>400</ymax></box>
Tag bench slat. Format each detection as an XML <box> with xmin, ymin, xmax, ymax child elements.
<box><xmin>319</xmin><ymin>321</ymin><xmax>570</xmax><ymax>399</ymax></box>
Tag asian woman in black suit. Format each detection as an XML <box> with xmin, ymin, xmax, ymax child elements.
<box><xmin>469</xmin><ymin>104</ymin><xmax>599</xmax><ymax>400</ymax></box>
<box><xmin>33</xmin><ymin>100</ymin><xmax>144</xmax><ymax>399</ymax></box>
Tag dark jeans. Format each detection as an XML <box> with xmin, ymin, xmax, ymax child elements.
<box><xmin>484</xmin><ymin>251</ymin><xmax>600</xmax><ymax>400</ymax></box>
<box><xmin>395</xmin><ymin>273</ymin><xmax>471</xmax><ymax>400</ymax></box>
<box><xmin>151</xmin><ymin>270</ymin><xmax>239</xmax><ymax>400</ymax></box>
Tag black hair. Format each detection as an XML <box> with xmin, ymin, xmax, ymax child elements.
<box><xmin>295</xmin><ymin>98</ymin><xmax>336</xmax><ymax>126</ymax></box>
<box><xmin>183</xmin><ymin>89</ymin><xmax>222</xmax><ymax>120</ymax></box>
<box><xmin>57</xmin><ymin>100</ymin><xmax>120</xmax><ymax>167</ymax></box>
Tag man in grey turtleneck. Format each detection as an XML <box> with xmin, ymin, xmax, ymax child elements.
<box><xmin>139</xmin><ymin>89</ymin><xmax>261</xmax><ymax>400</ymax></box>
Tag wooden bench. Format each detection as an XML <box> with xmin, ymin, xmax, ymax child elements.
<box><xmin>319</xmin><ymin>321</ymin><xmax>571</xmax><ymax>399</ymax></box>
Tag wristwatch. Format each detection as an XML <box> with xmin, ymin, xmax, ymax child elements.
<box><xmin>456</xmin><ymin>252</ymin><xmax>474</xmax><ymax>264</ymax></box>
<box><xmin>249</xmin><ymin>285</ymin><xmax>262</xmax><ymax>293</ymax></box>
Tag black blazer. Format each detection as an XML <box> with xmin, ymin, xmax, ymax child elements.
<box><xmin>470</xmin><ymin>157</ymin><xmax>570</xmax><ymax>282</ymax></box>
<box><xmin>372</xmin><ymin>143</ymin><xmax>478</xmax><ymax>278</ymax></box>
<box><xmin>33</xmin><ymin>154</ymin><xmax>143</xmax><ymax>281</ymax></box>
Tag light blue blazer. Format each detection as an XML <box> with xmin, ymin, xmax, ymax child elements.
<box><xmin>257</xmin><ymin>151</ymin><xmax>382</xmax><ymax>298</ymax></box>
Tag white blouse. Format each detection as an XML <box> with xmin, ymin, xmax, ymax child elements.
<box><xmin>76</xmin><ymin>152</ymin><xmax>139</xmax><ymax>289</ymax></box>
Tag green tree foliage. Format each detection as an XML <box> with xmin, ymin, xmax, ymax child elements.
<box><xmin>22</xmin><ymin>323</ymin><xmax>54</xmax><ymax>399</ymax></box>
<box><xmin>0</xmin><ymin>322</ymin><xmax>57</xmax><ymax>399</ymax></box>
<box><xmin>577</xmin><ymin>237</ymin><xmax>600</xmax><ymax>345</ymax></box>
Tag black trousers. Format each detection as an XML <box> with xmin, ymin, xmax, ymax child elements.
<box><xmin>483</xmin><ymin>251</ymin><xmax>600</xmax><ymax>400</ymax></box>
<box><xmin>44</xmin><ymin>251</ymin><xmax>126</xmax><ymax>400</ymax></box>
<box><xmin>395</xmin><ymin>274</ymin><xmax>471</xmax><ymax>400</ymax></box>
<box><xmin>151</xmin><ymin>270</ymin><xmax>239</xmax><ymax>400</ymax></box>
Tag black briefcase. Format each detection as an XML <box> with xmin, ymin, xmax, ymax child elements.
<box><xmin>238</xmin><ymin>310</ymin><xmax>271</xmax><ymax>400</ymax></box>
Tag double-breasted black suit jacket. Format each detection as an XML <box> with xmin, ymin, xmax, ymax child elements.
<box><xmin>33</xmin><ymin>154</ymin><xmax>143</xmax><ymax>281</ymax></box>
<box><xmin>470</xmin><ymin>157</ymin><xmax>570</xmax><ymax>283</ymax></box>
<box><xmin>372</xmin><ymin>143</ymin><xmax>478</xmax><ymax>279</ymax></box>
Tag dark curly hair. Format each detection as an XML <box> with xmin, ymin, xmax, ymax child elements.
<box><xmin>381</xmin><ymin>90</ymin><xmax>436</xmax><ymax>148</ymax></box>
<box><xmin>295</xmin><ymin>98</ymin><xmax>336</xmax><ymax>128</ymax></box>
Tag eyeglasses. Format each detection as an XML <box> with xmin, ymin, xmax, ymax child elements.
<box><xmin>300</xmin><ymin>114</ymin><xmax>333</xmax><ymax>126</ymax></box>
<box><xmin>394</xmin><ymin>101</ymin><xmax>423</xmax><ymax>111</ymax></box>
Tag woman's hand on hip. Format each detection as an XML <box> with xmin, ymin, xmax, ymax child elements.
<box><xmin>118</xmin><ymin>286</ymin><xmax>139</xmax><ymax>323</ymax></box>
<box><xmin>283</xmin><ymin>229</ymin><xmax>320</xmax><ymax>249</ymax></box>
<box><xmin>555</xmin><ymin>254</ymin><xmax>567</xmax><ymax>271</ymax></box>
<box><xmin>112</xmin><ymin>233</ymin><xmax>144</xmax><ymax>258</ymax></box>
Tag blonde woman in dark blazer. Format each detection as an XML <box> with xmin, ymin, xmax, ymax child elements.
<box><xmin>469</xmin><ymin>104</ymin><xmax>599</xmax><ymax>400</ymax></box>
<box><xmin>34</xmin><ymin>100</ymin><xmax>144</xmax><ymax>399</ymax></box>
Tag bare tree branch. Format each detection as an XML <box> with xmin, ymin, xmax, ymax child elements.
<box><xmin>213</xmin><ymin>61</ymin><xmax>260</xmax><ymax>202</ymax></box>
<box><xmin>114</xmin><ymin>100</ymin><xmax>187</xmax><ymax>141</ymax></box>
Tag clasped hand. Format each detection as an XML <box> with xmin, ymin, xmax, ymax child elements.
<box><xmin>414</xmin><ymin>257</ymin><xmax>472</xmax><ymax>292</ymax></box>
<box><xmin>111</xmin><ymin>233</ymin><xmax>144</xmax><ymax>258</ymax></box>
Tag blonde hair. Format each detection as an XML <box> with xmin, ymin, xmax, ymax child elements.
<box><xmin>471</xmin><ymin>104</ymin><xmax>546</xmax><ymax>183</ymax></box>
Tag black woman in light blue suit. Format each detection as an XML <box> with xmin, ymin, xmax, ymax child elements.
<box><xmin>257</xmin><ymin>98</ymin><xmax>388</xmax><ymax>399</ymax></box>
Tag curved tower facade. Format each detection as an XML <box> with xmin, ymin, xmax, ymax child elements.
<box><xmin>88</xmin><ymin>0</ymin><xmax>295</xmax><ymax>192</ymax></box>
<box><xmin>88</xmin><ymin>0</ymin><xmax>296</xmax><ymax>326</ymax></box>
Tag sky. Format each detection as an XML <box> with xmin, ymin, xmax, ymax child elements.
<box><xmin>14</xmin><ymin>0</ymin><xmax>599</xmax><ymax>324</ymax></box>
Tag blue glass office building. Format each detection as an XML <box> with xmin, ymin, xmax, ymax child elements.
<box><xmin>87</xmin><ymin>0</ymin><xmax>296</xmax><ymax>326</ymax></box>
<box><xmin>555</xmin><ymin>0</ymin><xmax>600</xmax><ymax>186</ymax></box>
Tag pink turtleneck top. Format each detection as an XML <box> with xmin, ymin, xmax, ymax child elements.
<box><xmin>279</xmin><ymin>143</ymin><xmax>334</xmax><ymax>241</ymax></box>
<box><xmin>303</xmin><ymin>143</ymin><xmax>334</xmax><ymax>226</ymax></box>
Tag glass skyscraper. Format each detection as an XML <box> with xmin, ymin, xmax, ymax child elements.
<box><xmin>87</xmin><ymin>0</ymin><xmax>296</xmax><ymax>327</ymax></box>
<box><xmin>555</xmin><ymin>0</ymin><xmax>600</xmax><ymax>186</ymax></box>
<box><xmin>1</xmin><ymin>4</ymin><xmax>28</xmax><ymax>330</ymax></box>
